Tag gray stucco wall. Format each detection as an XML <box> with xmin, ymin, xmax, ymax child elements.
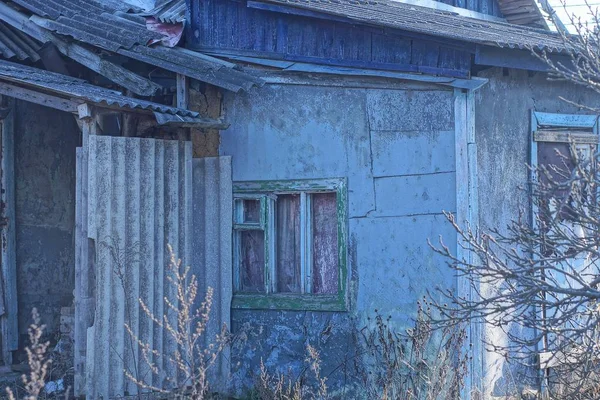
<box><xmin>475</xmin><ymin>68</ymin><xmax>600</xmax><ymax>396</ymax></box>
<box><xmin>476</xmin><ymin>68</ymin><xmax>600</xmax><ymax>239</ymax></box>
<box><xmin>14</xmin><ymin>100</ymin><xmax>78</xmax><ymax>339</ymax></box>
<box><xmin>220</xmin><ymin>81</ymin><xmax>458</xmax><ymax>393</ymax></box>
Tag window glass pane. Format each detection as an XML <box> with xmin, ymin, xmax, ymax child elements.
<box><xmin>240</xmin><ymin>230</ymin><xmax>265</xmax><ymax>293</ymax></box>
<box><xmin>235</xmin><ymin>199</ymin><xmax>261</xmax><ymax>224</ymax></box>
<box><xmin>243</xmin><ymin>199</ymin><xmax>261</xmax><ymax>223</ymax></box>
<box><xmin>276</xmin><ymin>194</ymin><xmax>301</xmax><ymax>293</ymax></box>
<box><xmin>312</xmin><ymin>192</ymin><xmax>338</xmax><ymax>294</ymax></box>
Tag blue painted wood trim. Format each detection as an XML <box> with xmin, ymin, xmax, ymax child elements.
<box><xmin>475</xmin><ymin>46</ymin><xmax>572</xmax><ymax>72</ymax></box>
<box><xmin>533</xmin><ymin>111</ymin><xmax>599</xmax><ymax>129</ymax></box>
<box><xmin>205</xmin><ymin>51</ymin><xmax>487</xmax><ymax>89</ymax></box>
<box><xmin>198</xmin><ymin>47</ymin><xmax>471</xmax><ymax>78</ymax></box>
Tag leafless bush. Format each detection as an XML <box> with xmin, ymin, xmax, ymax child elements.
<box><xmin>125</xmin><ymin>245</ymin><xmax>229</xmax><ymax>399</ymax></box>
<box><xmin>532</xmin><ymin>1</ymin><xmax>600</xmax><ymax>112</ymax></box>
<box><xmin>429</xmin><ymin>144</ymin><xmax>600</xmax><ymax>398</ymax></box>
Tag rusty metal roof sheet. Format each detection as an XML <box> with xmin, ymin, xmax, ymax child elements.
<box><xmin>0</xmin><ymin>20</ymin><xmax>40</xmax><ymax>60</ymax></box>
<box><xmin>258</xmin><ymin>0</ymin><xmax>567</xmax><ymax>52</ymax></box>
<box><xmin>5</xmin><ymin>0</ymin><xmax>262</xmax><ymax>92</ymax></box>
<box><xmin>0</xmin><ymin>58</ymin><xmax>201</xmax><ymax>117</ymax></box>
<box><xmin>142</xmin><ymin>0</ymin><xmax>187</xmax><ymax>24</ymax></box>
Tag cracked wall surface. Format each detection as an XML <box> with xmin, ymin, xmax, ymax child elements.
<box><xmin>14</xmin><ymin>100</ymin><xmax>79</xmax><ymax>340</ymax></box>
<box><xmin>220</xmin><ymin>82</ymin><xmax>457</xmax><ymax>394</ymax></box>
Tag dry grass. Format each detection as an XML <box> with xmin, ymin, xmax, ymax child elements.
<box><xmin>253</xmin><ymin>344</ymin><xmax>328</xmax><ymax>400</ymax></box>
<box><xmin>357</xmin><ymin>300</ymin><xmax>469</xmax><ymax>400</ymax></box>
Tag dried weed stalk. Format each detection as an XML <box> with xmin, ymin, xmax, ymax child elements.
<box><xmin>125</xmin><ymin>245</ymin><xmax>228</xmax><ymax>399</ymax></box>
<box><xmin>6</xmin><ymin>308</ymin><xmax>52</xmax><ymax>400</ymax></box>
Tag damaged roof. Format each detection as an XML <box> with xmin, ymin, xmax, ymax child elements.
<box><xmin>257</xmin><ymin>0</ymin><xmax>567</xmax><ymax>52</ymax></box>
<box><xmin>142</xmin><ymin>0</ymin><xmax>187</xmax><ymax>24</ymax></box>
<box><xmin>0</xmin><ymin>20</ymin><xmax>40</xmax><ymax>61</ymax></box>
<box><xmin>1</xmin><ymin>0</ymin><xmax>262</xmax><ymax>92</ymax></box>
<box><xmin>0</xmin><ymin>58</ymin><xmax>226</xmax><ymax>127</ymax></box>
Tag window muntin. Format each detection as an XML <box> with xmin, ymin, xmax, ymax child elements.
<box><xmin>232</xmin><ymin>179</ymin><xmax>347</xmax><ymax>311</ymax></box>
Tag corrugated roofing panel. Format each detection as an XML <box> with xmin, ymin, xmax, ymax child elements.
<box><xmin>85</xmin><ymin>136</ymin><xmax>192</xmax><ymax>399</ymax></box>
<box><xmin>0</xmin><ymin>59</ymin><xmax>201</xmax><ymax>117</ymax></box>
<box><xmin>191</xmin><ymin>156</ymin><xmax>232</xmax><ymax>391</ymax></box>
<box><xmin>7</xmin><ymin>0</ymin><xmax>263</xmax><ymax>91</ymax></box>
<box><xmin>143</xmin><ymin>0</ymin><xmax>187</xmax><ymax>24</ymax></box>
<box><xmin>0</xmin><ymin>21</ymin><xmax>40</xmax><ymax>60</ymax></box>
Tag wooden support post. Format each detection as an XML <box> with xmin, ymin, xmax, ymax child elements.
<box><xmin>176</xmin><ymin>74</ymin><xmax>189</xmax><ymax>110</ymax></box>
<box><xmin>74</xmin><ymin>104</ymin><xmax>97</xmax><ymax>396</ymax></box>
<box><xmin>455</xmin><ymin>88</ymin><xmax>483</xmax><ymax>399</ymax></box>
<box><xmin>176</xmin><ymin>74</ymin><xmax>190</xmax><ymax>141</ymax></box>
<box><xmin>0</xmin><ymin>97</ymin><xmax>17</xmax><ymax>366</ymax></box>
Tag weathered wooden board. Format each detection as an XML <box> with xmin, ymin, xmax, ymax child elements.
<box><xmin>0</xmin><ymin>98</ymin><xmax>17</xmax><ymax>366</ymax></box>
<box><xmin>189</xmin><ymin>0</ymin><xmax>472</xmax><ymax>77</ymax></box>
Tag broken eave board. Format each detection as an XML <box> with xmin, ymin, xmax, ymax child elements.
<box><xmin>117</xmin><ymin>45</ymin><xmax>264</xmax><ymax>92</ymax></box>
<box><xmin>211</xmin><ymin>53</ymin><xmax>488</xmax><ymax>90</ymax></box>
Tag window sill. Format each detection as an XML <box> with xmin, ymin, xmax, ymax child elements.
<box><xmin>231</xmin><ymin>293</ymin><xmax>347</xmax><ymax>312</ymax></box>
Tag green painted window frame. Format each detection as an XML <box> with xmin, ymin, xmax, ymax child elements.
<box><xmin>232</xmin><ymin>178</ymin><xmax>348</xmax><ymax>312</ymax></box>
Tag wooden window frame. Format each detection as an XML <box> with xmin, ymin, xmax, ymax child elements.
<box><xmin>531</xmin><ymin>111</ymin><xmax>600</xmax><ymax>374</ymax></box>
<box><xmin>232</xmin><ymin>178</ymin><xmax>348</xmax><ymax>311</ymax></box>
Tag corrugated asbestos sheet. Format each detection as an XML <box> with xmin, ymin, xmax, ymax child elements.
<box><xmin>85</xmin><ymin>136</ymin><xmax>192</xmax><ymax>399</ymax></box>
<box><xmin>191</xmin><ymin>156</ymin><xmax>233</xmax><ymax>392</ymax></box>
<box><xmin>143</xmin><ymin>0</ymin><xmax>187</xmax><ymax>24</ymax></box>
<box><xmin>77</xmin><ymin>137</ymin><xmax>232</xmax><ymax>398</ymax></box>
<box><xmin>6</xmin><ymin>0</ymin><xmax>262</xmax><ymax>92</ymax></box>
<box><xmin>0</xmin><ymin>59</ymin><xmax>201</xmax><ymax>118</ymax></box>
<box><xmin>0</xmin><ymin>21</ymin><xmax>40</xmax><ymax>60</ymax></box>
<box><xmin>260</xmin><ymin>0</ymin><xmax>567</xmax><ymax>51</ymax></box>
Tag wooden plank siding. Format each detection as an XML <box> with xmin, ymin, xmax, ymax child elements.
<box><xmin>188</xmin><ymin>0</ymin><xmax>473</xmax><ymax>78</ymax></box>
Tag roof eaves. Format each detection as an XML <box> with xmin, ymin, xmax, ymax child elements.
<box><xmin>256</xmin><ymin>0</ymin><xmax>568</xmax><ymax>53</ymax></box>
<box><xmin>0</xmin><ymin>59</ymin><xmax>228</xmax><ymax>128</ymax></box>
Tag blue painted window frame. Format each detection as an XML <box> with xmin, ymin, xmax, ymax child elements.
<box><xmin>232</xmin><ymin>178</ymin><xmax>348</xmax><ymax>311</ymax></box>
<box><xmin>530</xmin><ymin>111</ymin><xmax>600</xmax><ymax>377</ymax></box>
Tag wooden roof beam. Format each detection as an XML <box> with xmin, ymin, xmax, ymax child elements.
<box><xmin>0</xmin><ymin>81</ymin><xmax>80</xmax><ymax>112</ymax></box>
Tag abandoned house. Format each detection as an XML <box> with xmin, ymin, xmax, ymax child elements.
<box><xmin>0</xmin><ymin>0</ymin><xmax>593</xmax><ymax>398</ymax></box>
